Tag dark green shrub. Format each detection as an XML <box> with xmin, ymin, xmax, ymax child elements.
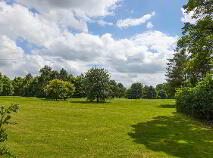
<box><xmin>176</xmin><ymin>74</ymin><xmax>213</xmax><ymax>120</ymax></box>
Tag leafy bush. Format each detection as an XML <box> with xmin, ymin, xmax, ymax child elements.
<box><xmin>176</xmin><ymin>74</ymin><xmax>213</xmax><ymax>120</ymax></box>
<box><xmin>44</xmin><ymin>79</ymin><xmax>75</xmax><ymax>100</ymax></box>
<box><xmin>0</xmin><ymin>104</ymin><xmax>19</xmax><ymax>157</ymax></box>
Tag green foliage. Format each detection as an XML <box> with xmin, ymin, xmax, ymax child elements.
<box><xmin>22</xmin><ymin>74</ymin><xmax>34</xmax><ymax>97</ymax></box>
<box><xmin>0</xmin><ymin>74</ymin><xmax>3</xmax><ymax>95</ymax></box>
<box><xmin>109</xmin><ymin>80</ymin><xmax>118</xmax><ymax>98</ymax></box>
<box><xmin>125</xmin><ymin>83</ymin><xmax>158</xmax><ymax>99</ymax></box>
<box><xmin>0</xmin><ymin>104</ymin><xmax>19</xmax><ymax>156</ymax></box>
<box><xmin>130</xmin><ymin>83</ymin><xmax>143</xmax><ymax>99</ymax></box>
<box><xmin>156</xmin><ymin>84</ymin><xmax>167</xmax><ymax>99</ymax></box>
<box><xmin>142</xmin><ymin>86</ymin><xmax>156</xmax><ymax>99</ymax></box>
<box><xmin>173</xmin><ymin>0</ymin><xmax>213</xmax><ymax>121</ymax></box>
<box><xmin>44</xmin><ymin>79</ymin><xmax>75</xmax><ymax>100</ymax></box>
<box><xmin>176</xmin><ymin>74</ymin><xmax>213</xmax><ymax>120</ymax></box>
<box><xmin>166</xmin><ymin>51</ymin><xmax>187</xmax><ymax>97</ymax></box>
<box><xmin>117</xmin><ymin>83</ymin><xmax>126</xmax><ymax>98</ymax></box>
<box><xmin>184</xmin><ymin>0</ymin><xmax>213</xmax><ymax>18</ymax></box>
<box><xmin>125</xmin><ymin>88</ymin><xmax>131</xmax><ymax>99</ymax></box>
<box><xmin>84</xmin><ymin>68</ymin><xmax>111</xmax><ymax>102</ymax></box>
<box><xmin>72</xmin><ymin>74</ymin><xmax>86</xmax><ymax>98</ymax></box>
<box><xmin>12</xmin><ymin>77</ymin><xmax>24</xmax><ymax>96</ymax></box>
<box><xmin>1</xmin><ymin>76</ymin><xmax>14</xmax><ymax>96</ymax></box>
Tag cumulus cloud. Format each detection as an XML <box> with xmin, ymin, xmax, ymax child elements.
<box><xmin>0</xmin><ymin>1</ymin><xmax>177</xmax><ymax>86</ymax></box>
<box><xmin>116</xmin><ymin>11</ymin><xmax>155</xmax><ymax>29</ymax></box>
<box><xmin>17</xmin><ymin>0</ymin><xmax>120</xmax><ymax>17</ymax></box>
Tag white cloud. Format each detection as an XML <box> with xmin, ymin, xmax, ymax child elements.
<box><xmin>0</xmin><ymin>2</ymin><xmax>177</xmax><ymax>86</ymax></box>
<box><xmin>96</xmin><ymin>20</ymin><xmax>113</xmax><ymax>26</ymax></box>
<box><xmin>0</xmin><ymin>2</ymin><xmax>60</xmax><ymax>46</ymax></box>
<box><xmin>181</xmin><ymin>8</ymin><xmax>197</xmax><ymax>24</ymax></box>
<box><xmin>116</xmin><ymin>11</ymin><xmax>155</xmax><ymax>29</ymax></box>
<box><xmin>18</xmin><ymin>0</ymin><xmax>120</xmax><ymax>17</ymax></box>
<box><xmin>146</xmin><ymin>22</ymin><xmax>154</xmax><ymax>29</ymax></box>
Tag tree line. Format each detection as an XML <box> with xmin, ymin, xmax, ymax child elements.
<box><xmin>166</xmin><ymin>0</ymin><xmax>213</xmax><ymax>120</ymax></box>
<box><xmin>0</xmin><ymin>66</ymin><xmax>174</xmax><ymax>102</ymax></box>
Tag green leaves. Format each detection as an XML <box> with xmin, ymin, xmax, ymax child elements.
<box><xmin>44</xmin><ymin>79</ymin><xmax>75</xmax><ymax>100</ymax></box>
<box><xmin>84</xmin><ymin>68</ymin><xmax>111</xmax><ymax>102</ymax></box>
<box><xmin>0</xmin><ymin>104</ymin><xmax>19</xmax><ymax>156</ymax></box>
<box><xmin>176</xmin><ymin>74</ymin><xmax>213</xmax><ymax>120</ymax></box>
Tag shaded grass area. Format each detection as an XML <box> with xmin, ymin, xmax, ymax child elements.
<box><xmin>0</xmin><ymin>97</ymin><xmax>212</xmax><ymax>158</ymax></box>
<box><xmin>129</xmin><ymin>115</ymin><xmax>213</xmax><ymax>158</ymax></box>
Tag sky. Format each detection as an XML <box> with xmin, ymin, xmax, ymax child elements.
<box><xmin>0</xmin><ymin>0</ymin><xmax>192</xmax><ymax>86</ymax></box>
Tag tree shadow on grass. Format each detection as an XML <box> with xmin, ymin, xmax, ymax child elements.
<box><xmin>159</xmin><ymin>104</ymin><xmax>176</xmax><ymax>108</ymax></box>
<box><xmin>129</xmin><ymin>115</ymin><xmax>213</xmax><ymax>158</ymax></box>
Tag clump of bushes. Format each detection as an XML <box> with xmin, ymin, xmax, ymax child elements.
<box><xmin>44</xmin><ymin>79</ymin><xmax>75</xmax><ymax>100</ymax></box>
<box><xmin>176</xmin><ymin>74</ymin><xmax>213</xmax><ymax>120</ymax></box>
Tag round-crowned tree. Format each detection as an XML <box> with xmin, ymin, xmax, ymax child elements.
<box><xmin>44</xmin><ymin>79</ymin><xmax>75</xmax><ymax>100</ymax></box>
<box><xmin>84</xmin><ymin>68</ymin><xmax>111</xmax><ymax>102</ymax></box>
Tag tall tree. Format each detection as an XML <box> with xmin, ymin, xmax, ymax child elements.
<box><xmin>175</xmin><ymin>0</ymin><xmax>213</xmax><ymax>86</ymax></box>
<box><xmin>166</xmin><ymin>51</ymin><xmax>187</xmax><ymax>97</ymax></box>
<box><xmin>84</xmin><ymin>68</ymin><xmax>111</xmax><ymax>102</ymax></box>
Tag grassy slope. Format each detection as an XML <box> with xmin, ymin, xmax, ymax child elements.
<box><xmin>0</xmin><ymin>97</ymin><xmax>213</xmax><ymax>158</ymax></box>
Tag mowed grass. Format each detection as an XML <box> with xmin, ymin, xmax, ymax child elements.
<box><xmin>0</xmin><ymin>97</ymin><xmax>213</xmax><ymax>158</ymax></box>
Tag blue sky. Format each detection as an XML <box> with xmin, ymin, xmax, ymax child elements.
<box><xmin>89</xmin><ymin>0</ymin><xmax>188</xmax><ymax>38</ymax></box>
<box><xmin>0</xmin><ymin>0</ymin><xmax>191</xmax><ymax>86</ymax></box>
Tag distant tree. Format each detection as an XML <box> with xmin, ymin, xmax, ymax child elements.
<box><xmin>12</xmin><ymin>77</ymin><xmax>24</xmax><ymax>96</ymax></box>
<box><xmin>44</xmin><ymin>79</ymin><xmax>75</xmax><ymax>100</ymax></box>
<box><xmin>117</xmin><ymin>83</ymin><xmax>126</xmax><ymax>98</ymax></box>
<box><xmin>72</xmin><ymin>74</ymin><xmax>86</xmax><ymax>98</ymax></box>
<box><xmin>125</xmin><ymin>88</ymin><xmax>133</xmax><ymax>99</ymax></box>
<box><xmin>156</xmin><ymin>84</ymin><xmax>167</xmax><ymax>99</ymax></box>
<box><xmin>0</xmin><ymin>74</ymin><xmax>3</xmax><ymax>95</ymax></box>
<box><xmin>109</xmin><ymin>80</ymin><xmax>118</xmax><ymax>98</ymax></box>
<box><xmin>142</xmin><ymin>86</ymin><xmax>156</xmax><ymax>99</ymax></box>
<box><xmin>22</xmin><ymin>74</ymin><xmax>34</xmax><ymax>97</ymax></box>
<box><xmin>59</xmin><ymin>68</ymin><xmax>69</xmax><ymax>81</ymax></box>
<box><xmin>1</xmin><ymin>76</ymin><xmax>13</xmax><ymax>96</ymax></box>
<box><xmin>84</xmin><ymin>68</ymin><xmax>111</xmax><ymax>102</ymax></box>
<box><xmin>130</xmin><ymin>82</ymin><xmax>143</xmax><ymax>99</ymax></box>
<box><xmin>37</xmin><ymin>66</ymin><xmax>59</xmax><ymax>97</ymax></box>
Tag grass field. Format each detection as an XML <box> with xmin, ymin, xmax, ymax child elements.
<box><xmin>0</xmin><ymin>97</ymin><xmax>213</xmax><ymax>158</ymax></box>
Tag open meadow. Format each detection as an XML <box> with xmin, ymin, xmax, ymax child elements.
<box><xmin>0</xmin><ymin>97</ymin><xmax>213</xmax><ymax>158</ymax></box>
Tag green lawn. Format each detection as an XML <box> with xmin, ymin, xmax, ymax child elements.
<box><xmin>0</xmin><ymin>97</ymin><xmax>213</xmax><ymax>158</ymax></box>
